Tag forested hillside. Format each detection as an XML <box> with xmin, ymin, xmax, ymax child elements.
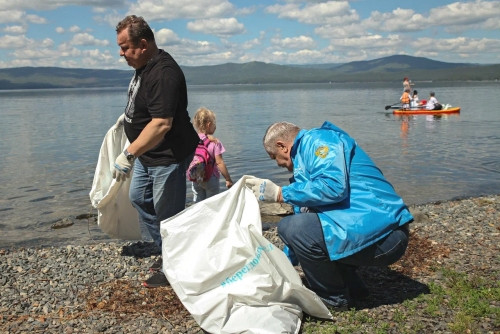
<box><xmin>0</xmin><ymin>55</ymin><xmax>498</xmax><ymax>89</ymax></box>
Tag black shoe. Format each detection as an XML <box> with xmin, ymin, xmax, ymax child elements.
<box><xmin>142</xmin><ymin>271</ymin><xmax>169</xmax><ymax>288</ymax></box>
<box><xmin>121</xmin><ymin>241</ymin><xmax>161</xmax><ymax>258</ymax></box>
<box><xmin>149</xmin><ymin>257</ymin><xmax>162</xmax><ymax>273</ymax></box>
<box><xmin>342</xmin><ymin>266</ymin><xmax>370</xmax><ymax>300</ymax></box>
<box><xmin>319</xmin><ymin>296</ymin><xmax>349</xmax><ymax>312</ymax></box>
<box><xmin>346</xmin><ymin>272</ymin><xmax>370</xmax><ymax>300</ymax></box>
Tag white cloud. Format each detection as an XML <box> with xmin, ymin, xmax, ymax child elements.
<box><xmin>196</xmin><ymin>50</ymin><xmax>238</xmax><ymax>63</ymax></box>
<box><xmin>0</xmin><ymin>0</ymin><xmax>127</xmax><ymax>11</ymax></box>
<box><xmin>12</xmin><ymin>47</ymin><xmax>57</xmax><ymax>61</ymax></box>
<box><xmin>428</xmin><ymin>0</ymin><xmax>500</xmax><ymax>26</ymax></box>
<box><xmin>271</xmin><ymin>35</ymin><xmax>316</xmax><ymax>50</ymax></box>
<box><xmin>8</xmin><ymin>58</ymin><xmax>34</xmax><ymax>67</ymax></box>
<box><xmin>41</xmin><ymin>38</ymin><xmax>54</xmax><ymax>48</ymax></box>
<box><xmin>80</xmin><ymin>49</ymin><xmax>116</xmax><ymax>68</ymax></box>
<box><xmin>482</xmin><ymin>17</ymin><xmax>500</xmax><ymax>30</ymax></box>
<box><xmin>58</xmin><ymin>43</ymin><xmax>83</xmax><ymax>57</ymax></box>
<box><xmin>92</xmin><ymin>6</ymin><xmax>109</xmax><ymax>14</ymax></box>
<box><xmin>259</xmin><ymin>46</ymin><xmax>336</xmax><ymax>65</ymax></box>
<box><xmin>187</xmin><ymin>18</ymin><xmax>245</xmax><ymax>37</ymax></box>
<box><xmin>69</xmin><ymin>25</ymin><xmax>81</xmax><ymax>33</ymax></box>
<box><xmin>315</xmin><ymin>24</ymin><xmax>365</xmax><ymax>39</ymax></box>
<box><xmin>0</xmin><ymin>10</ymin><xmax>27</xmax><ymax>23</ymax></box>
<box><xmin>172</xmin><ymin>40</ymin><xmax>221</xmax><ymax>57</ymax></box>
<box><xmin>362</xmin><ymin>1</ymin><xmax>500</xmax><ymax>34</ymax></box>
<box><xmin>285</xmin><ymin>48</ymin><xmax>326</xmax><ymax>63</ymax></box>
<box><xmin>240</xmin><ymin>33</ymin><xmax>265</xmax><ymax>50</ymax></box>
<box><xmin>3</xmin><ymin>24</ymin><xmax>26</xmax><ymax>34</ymax></box>
<box><xmin>0</xmin><ymin>34</ymin><xmax>33</xmax><ymax>49</ymax></box>
<box><xmin>363</xmin><ymin>9</ymin><xmax>427</xmax><ymax>32</ymax></box>
<box><xmin>129</xmin><ymin>0</ymin><xmax>235</xmax><ymax>20</ymax></box>
<box><xmin>155</xmin><ymin>28</ymin><xmax>181</xmax><ymax>45</ymax></box>
<box><xmin>413</xmin><ymin>36</ymin><xmax>500</xmax><ymax>60</ymax></box>
<box><xmin>160</xmin><ymin>37</ymin><xmax>245</xmax><ymax>65</ymax></box>
<box><xmin>25</xmin><ymin>14</ymin><xmax>46</xmax><ymax>24</ymax></box>
<box><xmin>332</xmin><ymin>34</ymin><xmax>403</xmax><ymax>49</ymax></box>
<box><xmin>0</xmin><ymin>10</ymin><xmax>46</xmax><ymax>25</ymax></box>
<box><xmin>1</xmin><ymin>0</ymin><xmax>500</xmax><ymax>68</ymax></box>
<box><xmin>266</xmin><ymin>1</ymin><xmax>358</xmax><ymax>25</ymax></box>
<box><xmin>70</xmin><ymin>32</ymin><xmax>109</xmax><ymax>46</ymax></box>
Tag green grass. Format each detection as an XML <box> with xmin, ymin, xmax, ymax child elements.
<box><xmin>301</xmin><ymin>268</ymin><xmax>500</xmax><ymax>333</ymax></box>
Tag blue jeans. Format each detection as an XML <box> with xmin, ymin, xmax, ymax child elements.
<box><xmin>278</xmin><ymin>213</ymin><xmax>409</xmax><ymax>307</ymax></box>
<box><xmin>129</xmin><ymin>154</ymin><xmax>193</xmax><ymax>248</ymax></box>
<box><xmin>191</xmin><ymin>174</ymin><xmax>220</xmax><ymax>203</ymax></box>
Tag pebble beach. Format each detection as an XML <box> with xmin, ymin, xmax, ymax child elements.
<box><xmin>1</xmin><ymin>194</ymin><xmax>499</xmax><ymax>333</ymax></box>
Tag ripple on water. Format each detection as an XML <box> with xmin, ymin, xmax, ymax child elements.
<box><xmin>7</xmin><ymin>195</ymin><xmax>26</xmax><ymax>200</ymax></box>
<box><xmin>29</xmin><ymin>196</ymin><xmax>55</xmax><ymax>203</ymax></box>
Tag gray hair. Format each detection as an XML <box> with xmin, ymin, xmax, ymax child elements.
<box><xmin>116</xmin><ymin>15</ymin><xmax>155</xmax><ymax>46</ymax></box>
<box><xmin>263</xmin><ymin>122</ymin><xmax>300</xmax><ymax>154</ymax></box>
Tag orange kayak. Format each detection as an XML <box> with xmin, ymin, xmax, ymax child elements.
<box><xmin>393</xmin><ymin>106</ymin><xmax>461</xmax><ymax>115</ymax></box>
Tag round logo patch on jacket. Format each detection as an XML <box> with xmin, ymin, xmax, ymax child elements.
<box><xmin>315</xmin><ymin>145</ymin><xmax>329</xmax><ymax>158</ymax></box>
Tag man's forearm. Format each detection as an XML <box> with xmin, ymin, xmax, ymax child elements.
<box><xmin>127</xmin><ymin>117</ymin><xmax>172</xmax><ymax>157</ymax></box>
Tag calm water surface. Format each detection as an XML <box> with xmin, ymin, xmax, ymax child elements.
<box><xmin>1</xmin><ymin>82</ymin><xmax>499</xmax><ymax>248</ymax></box>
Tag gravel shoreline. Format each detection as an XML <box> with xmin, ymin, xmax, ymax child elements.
<box><xmin>1</xmin><ymin>194</ymin><xmax>499</xmax><ymax>333</ymax></box>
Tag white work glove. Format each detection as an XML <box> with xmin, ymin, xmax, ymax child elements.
<box><xmin>113</xmin><ymin>114</ymin><xmax>125</xmax><ymax>130</ymax></box>
<box><xmin>245</xmin><ymin>177</ymin><xmax>280</xmax><ymax>202</ymax></box>
<box><xmin>112</xmin><ymin>152</ymin><xmax>134</xmax><ymax>182</ymax></box>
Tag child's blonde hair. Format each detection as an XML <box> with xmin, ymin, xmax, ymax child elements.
<box><xmin>193</xmin><ymin>107</ymin><xmax>216</xmax><ymax>133</ymax></box>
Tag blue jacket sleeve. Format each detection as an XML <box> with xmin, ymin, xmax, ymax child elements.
<box><xmin>282</xmin><ymin>130</ymin><xmax>350</xmax><ymax>208</ymax></box>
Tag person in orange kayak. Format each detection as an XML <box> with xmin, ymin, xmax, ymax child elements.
<box><xmin>425</xmin><ymin>91</ymin><xmax>442</xmax><ymax>110</ymax></box>
<box><xmin>411</xmin><ymin>90</ymin><xmax>420</xmax><ymax>108</ymax></box>
<box><xmin>400</xmin><ymin>88</ymin><xmax>411</xmax><ymax>110</ymax></box>
<box><xmin>403</xmin><ymin>77</ymin><xmax>413</xmax><ymax>92</ymax></box>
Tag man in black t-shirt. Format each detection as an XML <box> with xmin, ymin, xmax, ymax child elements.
<box><xmin>113</xmin><ymin>15</ymin><xmax>199</xmax><ymax>288</ymax></box>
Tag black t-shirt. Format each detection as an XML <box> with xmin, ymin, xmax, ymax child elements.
<box><xmin>123</xmin><ymin>50</ymin><xmax>198</xmax><ymax>166</ymax></box>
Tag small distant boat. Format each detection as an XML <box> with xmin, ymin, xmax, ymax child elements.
<box><xmin>393</xmin><ymin>106</ymin><xmax>460</xmax><ymax>115</ymax></box>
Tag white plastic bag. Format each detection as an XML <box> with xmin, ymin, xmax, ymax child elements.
<box><xmin>89</xmin><ymin>123</ymin><xmax>141</xmax><ymax>240</ymax></box>
<box><xmin>160</xmin><ymin>175</ymin><xmax>332</xmax><ymax>333</ymax></box>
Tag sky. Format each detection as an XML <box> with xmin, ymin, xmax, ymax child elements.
<box><xmin>0</xmin><ymin>0</ymin><xmax>499</xmax><ymax>70</ymax></box>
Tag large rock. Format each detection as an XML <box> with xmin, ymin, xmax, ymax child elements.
<box><xmin>259</xmin><ymin>202</ymin><xmax>293</xmax><ymax>215</ymax></box>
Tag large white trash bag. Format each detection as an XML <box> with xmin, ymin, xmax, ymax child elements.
<box><xmin>89</xmin><ymin>123</ymin><xmax>141</xmax><ymax>240</ymax></box>
<box><xmin>160</xmin><ymin>175</ymin><xmax>332</xmax><ymax>334</ymax></box>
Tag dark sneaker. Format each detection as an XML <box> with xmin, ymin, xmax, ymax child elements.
<box><xmin>149</xmin><ymin>257</ymin><xmax>163</xmax><ymax>273</ymax></box>
<box><xmin>345</xmin><ymin>269</ymin><xmax>370</xmax><ymax>300</ymax></box>
<box><xmin>142</xmin><ymin>271</ymin><xmax>169</xmax><ymax>288</ymax></box>
<box><xmin>121</xmin><ymin>241</ymin><xmax>161</xmax><ymax>257</ymax></box>
<box><xmin>319</xmin><ymin>296</ymin><xmax>349</xmax><ymax>312</ymax></box>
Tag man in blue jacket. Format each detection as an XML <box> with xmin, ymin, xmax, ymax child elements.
<box><xmin>246</xmin><ymin>121</ymin><xmax>413</xmax><ymax>310</ymax></box>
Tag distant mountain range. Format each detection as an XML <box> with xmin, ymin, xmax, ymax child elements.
<box><xmin>0</xmin><ymin>55</ymin><xmax>498</xmax><ymax>90</ymax></box>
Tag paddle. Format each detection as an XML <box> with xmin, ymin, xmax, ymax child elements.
<box><xmin>385</xmin><ymin>103</ymin><xmax>401</xmax><ymax>110</ymax></box>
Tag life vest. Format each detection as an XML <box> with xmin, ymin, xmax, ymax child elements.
<box><xmin>401</xmin><ymin>92</ymin><xmax>410</xmax><ymax>104</ymax></box>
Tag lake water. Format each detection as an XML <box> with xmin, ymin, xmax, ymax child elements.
<box><xmin>1</xmin><ymin>81</ymin><xmax>499</xmax><ymax>248</ymax></box>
